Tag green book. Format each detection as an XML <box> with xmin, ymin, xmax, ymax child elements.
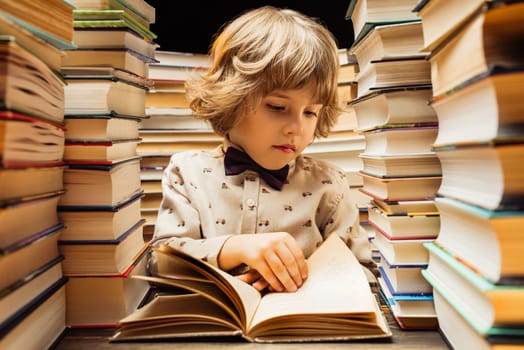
<box><xmin>73</xmin><ymin>10</ymin><xmax>157</xmax><ymax>41</ymax></box>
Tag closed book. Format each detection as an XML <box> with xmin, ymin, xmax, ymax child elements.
<box><xmin>377</xmin><ymin>276</ymin><xmax>437</xmax><ymax>330</ymax></box>
<box><xmin>413</xmin><ymin>0</ymin><xmax>489</xmax><ymax>51</ymax></box>
<box><xmin>140</xmin><ymin>111</ymin><xmax>211</xmax><ymax>131</ymax></box>
<box><xmin>69</xmin><ymin>0</ymin><xmax>156</xmax><ymax>25</ymax></box>
<box><xmin>0</xmin><ymin>256</ymin><xmax>63</xmax><ymax>326</ymax></box>
<box><xmin>350</xmin><ymin>21</ymin><xmax>427</xmax><ymax>73</ymax></box>
<box><xmin>359</xmin><ymin>172</ymin><xmax>442</xmax><ymax>201</ymax></box>
<box><xmin>432</xmin><ymin>288</ymin><xmax>524</xmax><ymax>350</ymax></box>
<box><xmin>137</xmin><ymin>139</ymin><xmax>221</xmax><ymax>157</ymax></box>
<box><xmin>431</xmin><ymin>69</ymin><xmax>524</xmax><ymax>147</ymax></box>
<box><xmin>372</xmin><ymin>229</ymin><xmax>432</xmax><ymax>266</ymax></box>
<box><xmin>140</xmin><ymin>180</ymin><xmax>161</xmax><ymax>194</ymax></box>
<box><xmin>64</xmin><ymin>139</ymin><xmax>140</xmax><ymax>163</ymax></box>
<box><xmin>345</xmin><ymin>0</ymin><xmax>420</xmax><ymax>44</ymax></box>
<box><xmin>72</xmin><ymin>28</ymin><xmax>158</xmax><ymax>58</ymax></box>
<box><xmin>65</xmin><ymin>115</ymin><xmax>141</xmax><ymax>141</ymax></box>
<box><xmin>145</xmin><ymin>90</ymin><xmax>191</xmax><ymax>108</ymax></box>
<box><xmin>152</xmin><ymin>50</ymin><xmax>211</xmax><ymax>68</ymax></box>
<box><xmin>0</xmin><ymin>113</ymin><xmax>65</xmax><ymax>167</ymax></box>
<box><xmin>147</xmin><ymin>64</ymin><xmax>207</xmax><ymax>82</ymax></box>
<box><xmin>0</xmin><ymin>223</ymin><xmax>63</xmax><ymax>291</ymax></box>
<box><xmin>356</xmin><ymin>58</ymin><xmax>431</xmax><ymax>99</ymax></box>
<box><xmin>378</xmin><ymin>257</ymin><xmax>432</xmax><ymax>295</ymax></box>
<box><xmin>64</xmin><ymin>78</ymin><xmax>146</xmax><ymax>118</ymax></box>
<box><xmin>0</xmin><ymin>14</ymin><xmax>63</xmax><ymax>72</ymax></box>
<box><xmin>0</xmin><ymin>275</ymin><xmax>67</xmax><ymax>349</ymax></box>
<box><xmin>62</xmin><ymin>48</ymin><xmax>152</xmax><ymax>78</ymax></box>
<box><xmin>338</xmin><ymin>62</ymin><xmax>358</xmax><ymax>84</ymax></box>
<box><xmin>0</xmin><ymin>37</ymin><xmax>65</xmax><ymax>124</ymax></box>
<box><xmin>350</xmin><ymin>86</ymin><xmax>436</xmax><ymax>132</ymax></box>
<box><xmin>59</xmin><ymin>157</ymin><xmax>142</xmax><ymax>207</ymax></box>
<box><xmin>424</xmin><ymin>241</ymin><xmax>524</xmax><ymax>334</ymax></box>
<box><xmin>435</xmin><ymin>143</ymin><xmax>524</xmax><ymax>211</ymax></box>
<box><xmin>371</xmin><ymin>197</ymin><xmax>438</xmax><ymax>216</ymax></box>
<box><xmin>0</xmin><ymin>0</ymin><xmax>75</xmax><ymax>47</ymax></box>
<box><xmin>360</xmin><ymin>153</ymin><xmax>442</xmax><ymax>178</ymax></box>
<box><xmin>65</xmin><ymin>245</ymin><xmax>150</xmax><ymax>327</ymax></box>
<box><xmin>73</xmin><ymin>9</ymin><xmax>157</xmax><ymax>42</ymax></box>
<box><xmin>362</xmin><ymin>125</ymin><xmax>438</xmax><ymax>156</ymax></box>
<box><xmin>61</xmin><ymin>66</ymin><xmax>154</xmax><ymax>90</ymax></box>
<box><xmin>434</xmin><ymin>196</ymin><xmax>524</xmax><ymax>284</ymax></box>
<box><xmin>58</xmin><ymin>191</ymin><xmax>143</xmax><ymax>241</ymax></box>
<box><xmin>140</xmin><ymin>192</ymin><xmax>161</xmax><ymax>211</ymax></box>
<box><xmin>0</xmin><ymin>165</ymin><xmax>64</xmax><ymax>203</ymax></box>
<box><xmin>368</xmin><ymin>206</ymin><xmax>440</xmax><ymax>240</ymax></box>
<box><xmin>0</xmin><ymin>192</ymin><xmax>62</xmax><ymax>249</ymax></box>
<box><xmin>426</xmin><ymin>2</ymin><xmax>524</xmax><ymax>97</ymax></box>
<box><xmin>58</xmin><ymin>219</ymin><xmax>146</xmax><ymax>275</ymax></box>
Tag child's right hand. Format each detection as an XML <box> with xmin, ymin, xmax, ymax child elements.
<box><xmin>219</xmin><ymin>232</ymin><xmax>308</xmax><ymax>293</ymax></box>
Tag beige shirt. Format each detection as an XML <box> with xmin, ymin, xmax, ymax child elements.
<box><xmin>150</xmin><ymin>141</ymin><xmax>372</xmax><ymax>273</ymax></box>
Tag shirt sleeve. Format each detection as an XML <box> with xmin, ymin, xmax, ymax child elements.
<box><xmin>149</xmin><ymin>154</ymin><xmax>230</xmax><ymax>271</ymax></box>
<box><xmin>318</xmin><ymin>166</ymin><xmax>373</xmax><ymax>265</ymax></box>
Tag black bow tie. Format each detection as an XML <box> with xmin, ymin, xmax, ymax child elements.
<box><xmin>224</xmin><ymin>147</ymin><xmax>289</xmax><ymax>191</ymax></box>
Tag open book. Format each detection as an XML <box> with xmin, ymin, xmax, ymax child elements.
<box><xmin>110</xmin><ymin>234</ymin><xmax>392</xmax><ymax>343</ymax></box>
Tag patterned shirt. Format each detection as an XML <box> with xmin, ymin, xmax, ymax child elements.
<box><xmin>150</xmin><ymin>140</ymin><xmax>372</xmax><ymax>273</ymax></box>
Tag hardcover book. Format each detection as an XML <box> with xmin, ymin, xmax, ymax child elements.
<box><xmin>110</xmin><ymin>234</ymin><xmax>392</xmax><ymax>343</ymax></box>
<box><xmin>434</xmin><ymin>196</ymin><xmax>524</xmax><ymax>284</ymax></box>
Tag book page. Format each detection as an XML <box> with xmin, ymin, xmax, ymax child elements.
<box><xmin>119</xmin><ymin>293</ymin><xmax>238</xmax><ymax>326</ymax></box>
<box><xmin>249</xmin><ymin>234</ymin><xmax>376</xmax><ymax>328</ymax></box>
<box><xmin>154</xmin><ymin>244</ymin><xmax>261</xmax><ymax>329</ymax></box>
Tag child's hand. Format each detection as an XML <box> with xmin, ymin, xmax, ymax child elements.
<box><xmin>220</xmin><ymin>232</ymin><xmax>308</xmax><ymax>292</ymax></box>
<box><xmin>235</xmin><ymin>270</ymin><xmax>271</xmax><ymax>292</ymax></box>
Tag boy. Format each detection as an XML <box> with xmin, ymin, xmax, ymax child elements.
<box><xmin>150</xmin><ymin>6</ymin><xmax>372</xmax><ymax>293</ymax></box>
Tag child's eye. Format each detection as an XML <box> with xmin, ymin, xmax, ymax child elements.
<box><xmin>267</xmin><ymin>103</ymin><xmax>285</xmax><ymax>111</ymax></box>
<box><xmin>305</xmin><ymin>111</ymin><xmax>318</xmax><ymax>118</ymax></box>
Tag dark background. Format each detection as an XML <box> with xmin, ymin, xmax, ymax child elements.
<box><xmin>146</xmin><ymin>1</ymin><xmax>355</xmax><ymax>54</ymax></box>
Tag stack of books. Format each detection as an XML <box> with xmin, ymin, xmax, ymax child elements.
<box><xmin>346</xmin><ymin>0</ymin><xmax>440</xmax><ymax>329</ymax></box>
<box><xmin>306</xmin><ymin>48</ymin><xmax>372</xmax><ymax>237</ymax></box>
<box><xmin>0</xmin><ymin>1</ymin><xmax>76</xmax><ymax>348</ymax></box>
<box><xmin>413</xmin><ymin>1</ymin><xmax>524</xmax><ymax>348</ymax></box>
<box><xmin>139</xmin><ymin>50</ymin><xmax>218</xmax><ymax>239</ymax></box>
<box><xmin>56</xmin><ymin>0</ymin><xmax>156</xmax><ymax>329</ymax></box>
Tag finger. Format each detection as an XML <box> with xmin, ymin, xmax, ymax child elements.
<box><xmin>255</xmin><ymin>254</ymin><xmax>286</xmax><ymax>292</ymax></box>
<box><xmin>252</xmin><ymin>277</ymin><xmax>269</xmax><ymax>292</ymax></box>
<box><xmin>235</xmin><ymin>270</ymin><xmax>261</xmax><ymax>284</ymax></box>
<box><xmin>263</xmin><ymin>249</ymin><xmax>298</xmax><ymax>292</ymax></box>
<box><xmin>275</xmin><ymin>242</ymin><xmax>304</xmax><ymax>288</ymax></box>
<box><xmin>285</xmin><ymin>239</ymin><xmax>308</xmax><ymax>280</ymax></box>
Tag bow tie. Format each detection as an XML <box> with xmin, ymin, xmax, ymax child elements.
<box><xmin>224</xmin><ymin>147</ymin><xmax>289</xmax><ymax>191</ymax></box>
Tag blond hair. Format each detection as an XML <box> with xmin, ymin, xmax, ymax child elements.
<box><xmin>186</xmin><ymin>6</ymin><xmax>341</xmax><ymax>138</ymax></box>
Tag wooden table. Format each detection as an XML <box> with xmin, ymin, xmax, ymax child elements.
<box><xmin>54</xmin><ymin>305</ymin><xmax>450</xmax><ymax>350</ymax></box>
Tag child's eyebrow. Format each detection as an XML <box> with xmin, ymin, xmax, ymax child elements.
<box><xmin>266</xmin><ymin>92</ymin><xmax>289</xmax><ymax>99</ymax></box>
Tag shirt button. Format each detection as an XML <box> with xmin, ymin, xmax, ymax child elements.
<box><xmin>246</xmin><ymin>198</ymin><xmax>255</xmax><ymax>207</ymax></box>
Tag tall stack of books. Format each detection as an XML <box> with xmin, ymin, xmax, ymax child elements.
<box><xmin>139</xmin><ymin>50</ymin><xmax>218</xmax><ymax>239</ymax></box>
<box><xmin>0</xmin><ymin>1</ymin><xmax>75</xmax><ymax>348</ymax></box>
<box><xmin>306</xmin><ymin>49</ymin><xmax>365</xmax><ymax>203</ymax></box>
<box><xmin>346</xmin><ymin>0</ymin><xmax>440</xmax><ymax>329</ymax></box>
<box><xmin>413</xmin><ymin>1</ymin><xmax>524</xmax><ymax>348</ymax></box>
<box><xmin>306</xmin><ymin>48</ymin><xmax>372</xmax><ymax>241</ymax></box>
<box><xmin>56</xmin><ymin>0</ymin><xmax>156</xmax><ymax>328</ymax></box>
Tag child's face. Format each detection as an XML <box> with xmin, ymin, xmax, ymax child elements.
<box><xmin>229</xmin><ymin>78</ymin><xmax>321</xmax><ymax>170</ymax></box>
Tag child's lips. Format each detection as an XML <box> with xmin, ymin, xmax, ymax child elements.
<box><xmin>273</xmin><ymin>144</ymin><xmax>296</xmax><ymax>153</ymax></box>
